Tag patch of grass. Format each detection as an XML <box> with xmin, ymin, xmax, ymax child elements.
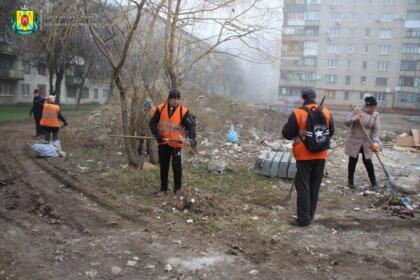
<box><xmin>0</xmin><ymin>104</ymin><xmax>100</xmax><ymax>123</ymax></box>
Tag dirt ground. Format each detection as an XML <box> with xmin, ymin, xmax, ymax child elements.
<box><xmin>1</xmin><ymin>113</ymin><xmax>420</xmax><ymax>280</ymax></box>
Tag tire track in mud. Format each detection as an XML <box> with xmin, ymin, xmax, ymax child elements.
<box><xmin>0</xmin><ymin>122</ymin><xmax>139</xmax><ymax>236</ymax></box>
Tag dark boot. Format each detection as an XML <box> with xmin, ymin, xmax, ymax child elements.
<box><xmin>348</xmin><ymin>179</ymin><xmax>355</xmax><ymax>189</ymax></box>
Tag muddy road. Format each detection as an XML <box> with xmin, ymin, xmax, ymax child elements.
<box><xmin>0</xmin><ymin>121</ymin><xmax>260</xmax><ymax>280</ymax></box>
<box><xmin>1</xmin><ymin>119</ymin><xmax>420</xmax><ymax>280</ymax></box>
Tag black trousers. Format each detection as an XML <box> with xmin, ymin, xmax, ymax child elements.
<box><xmin>295</xmin><ymin>159</ymin><xmax>325</xmax><ymax>225</ymax></box>
<box><xmin>158</xmin><ymin>144</ymin><xmax>182</xmax><ymax>192</ymax></box>
<box><xmin>34</xmin><ymin>114</ymin><xmax>43</xmax><ymax>136</ymax></box>
<box><xmin>348</xmin><ymin>146</ymin><xmax>376</xmax><ymax>185</ymax></box>
<box><xmin>42</xmin><ymin>126</ymin><xmax>59</xmax><ymax>142</ymax></box>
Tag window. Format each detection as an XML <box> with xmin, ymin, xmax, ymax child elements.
<box><xmin>361</xmin><ymin>76</ymin><xmax>367</xmax><ymax>85</ymax></box>
<box><xmin>345</xmin><ymin>75</ymin><xmax>351</xmax><ymax>85</ymax></box>
<box><xmin>363</xmin><ymin>45</ymin><xmax>369</xmax><ymax>54</ymax></box>
<box><xmin>380</xmin><ymin>29</ymin><xmax>392</xmax><ymax>39</ymax></box>
<box><xmin>368</xmin><ymin>0</ymin><xmax>373</xmax><ymax>5</ymax></box>
<box><xmin>303</xmin><ymin>57</ymin><xmax>317</xmax><ymax>66</ymax></box>
<box><xmin>333</xmin><ymin>0</ymin><xmax>342</xmax><ymax>5</ymax></box>
<box><xmin>415</xmin><ymin>78</ymin><xmax>420</xmax><ymax>88</ymax></box>
<box><xmin>377</xmin><ymin>62</ymin><xmax>389</xmax><ymax>71</ymax></box>
<box><xmin>0</xmin><ymin>83</ymin><xmax>13</xmax><ymax>96</ymax></box>
<box><xmin>365</xmin><ymin>29</ymin><xmax>371</xmax><ymax>38</ymax></box>
<box><xmin>102</xmin><ymin>89</ymin><xmax>109</xmax><ymax>99</ymax></box>
<box><xmin>402</xmin><ymin>44</ymin><xmax>420</xmax><ymax>54</ymax></box>
<box><xmin>325</xmin><ymin>90</ymin><xmax>336</xmax><ymax>99</ymax></box>
<box><xmin>379</xmin><ymin>45</ymin><xmax>391</xmax><ymax>54</ymax></box>
<box><xmin>344</xmin><ymin>91</ymin><xmax>350</xmax><ymax>100</ymax></box>
<box><xmin>328</xmin><ymin>28</ymin><xmax>340</xmax><ymax>37</ymax></box>
<box><xmin>360</xmin><ymin>92</ymin><xmax>366</xmax><ymax>100</ymax></box>
<box><xmin>21</xmin><ymin>83</ymin><xmax>30</xmax><ymax>96</ymax></box>
<box><xmin>302</xmin><ymin>72</ymin><xmax>317</xmax><ymax>81</ymax></box>
<box><xmin>22</xmin><ymin>61</ymin><xmax>31</xmax><ymax>74</ymax></box>
<box><xmin>326</xmin><ymin>75</ymin><xmax>337</xmax><ymax>84</ymax></box>
<box><xmin>399</xmin><ymin>76</ymin><xmax>415</xmax><ymax>87</ymax></box>
<box><xmin>37</xmin><ymin>63</ymin><xmax>46</xmax><ymax>75</ymax></box>
<box><xmin>350</xmin><ymin>13</ymin><xmax>357</xmax><ymax>22</ymax></box>
<box><xmin>363</xmin><ymin>61</ymin><xmax>368</xmax><ymax>70</ymax></box>
<box><xmin>383</xmin><ymin>0</ymin><xmax>393</xmax><ymax>5</ymax></box>
<box><xmin>304</xmin><ymin>41</ymin><xmax>319</xmax><ymax>56</ymax></box>
<box><xmin>347</xmin><ymin>45</ymin><xmax>354</xmax><ymax>54</ymax></box>
<box><xmin>380</xmin><ymin>13</ymin><xmax>395</xmax><ymax>22</ymax></box>
<box><xmin>307</xmin><ymin>0</ymin><xmax>321</xmax><ymax>4</ymax></box>
<box><xmin>327</xmin><ymin>44</ymin><xmax>338</xmax><ymax>53</ymax></box>
<box><xmin>401</xmin><ymin>61</ymin><xmax>417</xmax><ymax>71</ymax></box>
<box><xmin>349</xmin><ymin>28</ymin><xmax>355</xmax><ymax>37</ymax></box>
<box><xmin>82</xmin><ymin>87</ymin><xmax>90</xmax><ymax>99</ymax></box>
<box><xmin>305</xmin><ymin>11</ymin><xmax>320</xmax><ymax>21</ymax></box>
<box><xmin>406</xmin><ymin>11</ymin><xmax>420</xmax><ymax>21</ymax></box>
<box><xmin>406</xmin><ymin>29</ymin><xmax>420</xmax><ymax>38</ymax></box>
<box><xmin>375</xmin><ymin>77</ymin><xmax>388</xmax><ymax>86</ymax></box>
<box><xmin>366</xmin><ymin>13</ymin><xmax>373</xmax><ymax>22</ymax></box>
<box><xmin>328</xmin><ymin>59</ymin><xmax>338</xmax><ymax>68</ymax></box>
<box><xmin>330</xmin><ymin>12</ymin><xmax>342</xmax><ymax>22</ymax></box>
<box><xmin>375</xmin><ymin>93</ymin><xmax>385</xmax><ymax>102</ymax></box>
<box><xmin>94</xmin><ymin>88</ymin><xmax>99</xmax><ymax>99</ymax></box>
<box><xmin>37</xmin><ymin>84</ymin><xmax>46</xmax><ymax>96</ymax></box>
<box><xmin>347</xmin><ymin>60</ymin><xmax>352</xmax><ymax>67</ymax></box>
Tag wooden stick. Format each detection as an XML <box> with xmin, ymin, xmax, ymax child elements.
<box><xmin>108</xmin><ymin>135</ymin><xmax>155</xmax><ymax>139</ymax></box>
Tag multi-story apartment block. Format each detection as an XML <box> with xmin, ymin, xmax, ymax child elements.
<box><xmin>279</xmin><ymin>0</ymin><xmax>420</xmax><ymax>111</ymax></box>
<box><xmin>0</xmin><ymin>34</ymin><xmax>109</xmax><ymax>105</ymax></box>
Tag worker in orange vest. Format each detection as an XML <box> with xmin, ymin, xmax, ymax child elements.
<box><xmin>40</xmin><ymin>95</ymin><xmax>68</xmax><ymax>142</ymax></box>
<box><xmin>282</xmin><ymin>87</ymin><xmax>335</xmax><ymax>228</ymax></box>
<box><xmin>149</xmin><ymin>89</ymin><xmax>196</xmax><ymax>196</ymax></box>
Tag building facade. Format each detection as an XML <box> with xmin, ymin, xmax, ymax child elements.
<box><xmin>279</xmin><ymin>0</ymin><xmax>420</xmax><ymax>110</ymax></box>
<box><xmin>0</xmin><ymin>36</ymin><xmax>109</xmax><ymax>105</ymax></box>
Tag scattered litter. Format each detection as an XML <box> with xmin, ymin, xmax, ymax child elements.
<box><xmin>353</xmin><ymin>207</ymin><xmax>361</xmax><ymax>211</ymax></box>
<box><xmin>249</xmin><ymin>270</ymin><xmax>258</xmax><ymax>275</ymax></box>
<box><xmin>85</xmin><ymin>269</ymin><xmax>98</xmax><ymax>278</ymax></box>
<box><xmin>110</xmin><ymin>266</ymin><xmax>122</xmax><ymax>276</ymax></box>
<box><xmin>187</xmin><ymin>219</ymin><xmax>194</xmax><ymax>224</ymax></box>
<box><xmin>401</xmin><ymin>196</ymin><xmax>414</xmax><ymax>211</ymax></box>
<box><xmin>164</xmin><ymin>263</ymin><xmax>173</xmax><ymax>272</ymax></box>
<box><xmin>126</xmin><ymin>260</ymin><xmax>137</xmax><ymax>267</ymax></box>
<box><xmin>227</xmin><ymin>124</ymin><xmax>239</xmax><ymax>144</ymax></box>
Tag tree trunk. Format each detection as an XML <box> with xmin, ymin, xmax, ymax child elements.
<box><xmin>54</xmin><ymin>68</ymin><xmax>64</xmax><ymax>104</ymax></box>
<box><xmin>116</xmin><ymin>76</ymin><xmax>143</xmax><ymax>169</ymax></box>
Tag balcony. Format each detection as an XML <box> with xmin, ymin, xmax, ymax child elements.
<box><xmin>65</xmin><ymin>75</ymin><xmax>83</xmax><ymax>86</ymax></box>
<box><xmin>0</xmin><ymin>69</ymin><xmax>24</xmax><ymax>80</ymax></box>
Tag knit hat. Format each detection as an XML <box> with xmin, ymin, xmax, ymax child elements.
<box><xmin>168</xmin><ymin>89</ymin><xmax>181</xmax><ymax>100</ymax></box>
<box><xmin>301</xmin><ymin>86</ymin><xmax>316</xmax><ymax>100</ymax></box>
<box><xmin>365</xmin><ymin>95</ymin><xmax>377</xmax><ymax>107</ymax></box>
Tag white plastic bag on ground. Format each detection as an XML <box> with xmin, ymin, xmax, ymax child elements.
<box><xmin>29</xmin><ymin>140</ymin><xmax>65</xmax><ymax>158</ymax></box>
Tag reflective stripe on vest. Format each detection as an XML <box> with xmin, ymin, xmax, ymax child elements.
<box><xmin>157</xmin><ymin>103</ymin><xmax>188</xmax><ymax>148</ymax></box>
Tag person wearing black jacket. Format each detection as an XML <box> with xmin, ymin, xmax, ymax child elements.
<box><xmin>29</xmin><ymin>89</ymin><xmax>45</xmax><ymax>137</ymax></box>
<box><xmin>149</xmin><ymin>89</ymin><xmax>196</xmax><ymax>196</ymax></box>
<box><xmin>282</xmin><ymin>87</ymin><xmax>334</xmax><ymax>227</ymax></box>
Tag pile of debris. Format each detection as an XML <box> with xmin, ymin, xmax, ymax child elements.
<box><xmin>375</xmin><ymin>195</ymin><xmax>417</xmax><ymax>219</ymax></box>
<box><xmin>394</xmin><ymin>128</ymin><xmax>420</xmax><ymax>152</ymax></box>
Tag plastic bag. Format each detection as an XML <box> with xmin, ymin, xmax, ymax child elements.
<box><xmin>29</xmin><ymin>140</ymin><xmax>63</xmax><ymax>158</ymax></box>
<box><xmin>227</xmin><ymin>124</ymin><xmax>239</xmax><ymax>144</ymax></box>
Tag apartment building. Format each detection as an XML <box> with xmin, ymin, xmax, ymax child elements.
<box><xmin>0</xmin><ymin>34</ymin><xmax>109</xmax><ymax>105</ymax></box>
<box><xmin>279</xmin><ymin>0</ymin><xmax>420</xmax><ymax>110</ymax></box>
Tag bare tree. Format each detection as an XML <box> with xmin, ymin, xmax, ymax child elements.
<box><xmin>83</xmin><ymin>0</ymin><xmax>147</xmax><ymax>168</ymax></box>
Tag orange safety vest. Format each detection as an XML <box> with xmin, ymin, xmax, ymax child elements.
<box><xmin>293</xmin><ymin>104</ymin><xmax>331</xmax><ymax>161</ymax></box>
<box><xmin>40</xmin><ymin>103</ymin><xmax>61</xmax><ymax>128</ymax></box>
<box><xmin>158</xmin><ymin>103</ymin><xmax>188</xmax><ymax>148</ymax></box>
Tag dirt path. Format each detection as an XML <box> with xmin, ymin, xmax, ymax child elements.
<box><xmin>0</xmin><ymin>121</ymin><xmax>261</xmax><ymax>280</ymax></box>
<box><xmin>1</xmin><ymin>120</ymin><xmax>420</xmax><ymax>280</ymax></box>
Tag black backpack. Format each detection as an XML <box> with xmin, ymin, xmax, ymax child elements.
<box><xmin>299</xmin><ymin>105</ymin><xmax>330</xmax><ymax>153</ymax></box>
